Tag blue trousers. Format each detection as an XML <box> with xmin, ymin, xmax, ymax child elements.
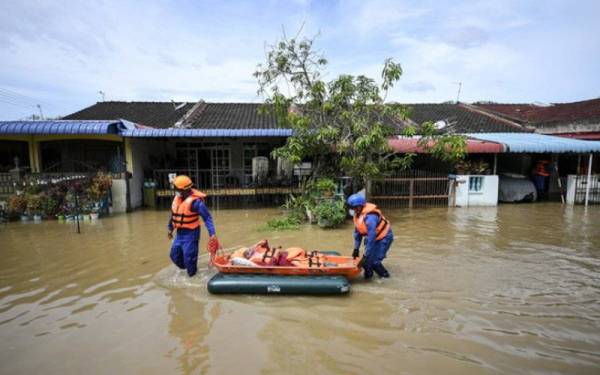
<box><xmin>363</xmin><ymin>229</ymin><xmax>394</xmax><ymax>278</ymax></box>
<box><xmin>170</xmin><ymin>236</ymin><xmax>199</xmax><ymax>277</ymax></box>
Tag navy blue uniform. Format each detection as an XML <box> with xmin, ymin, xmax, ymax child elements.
<box><xmin>354</xmin><ymin>213</ymin><xmax>394</xmax><ymax>278</ymax></box>
<box><xmin>167</xmin><ymin>199</ymin><xmax>215</xmax><ymax>276</ymax></box>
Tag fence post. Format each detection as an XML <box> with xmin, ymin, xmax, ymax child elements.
<box><xmin>451</xmin><ymin>179</ymin><xmax>457</xmax><ymax>207</ymax></box>
<box><xmin>408</xmin><ymin>178</ymin><xmax>414</xmax><ymax>208</ymax></box>
<box><xmin>585</xmin><ymin>153</ymin><xmax>593</xmax><ymax>207</ymax></box>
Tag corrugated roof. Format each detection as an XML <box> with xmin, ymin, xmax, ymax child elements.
<box><xmin>475</xmin><ymin>98</ymin><xmax>600</xmax><ymax>127</ymax></box>
<box><xmin>0</xmin><ymin>120</ymin><xmax>122</xmax><ymax>135</ymax></box>
<box><xmin>467</xmin><ymin>133</ymin><xmax>600</xmax><ymax>153</ymax></box>
<box><xmin>121</xmin><ymin>128</ymin><xmax>292</xmax><ymax>137</ymax></box>
<box><xmin>389</xmin><ymin>136</ymin><xmax>504</xmax><ymax>154</ymax></box>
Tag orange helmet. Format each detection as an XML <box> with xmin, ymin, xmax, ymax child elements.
<box><xmin>173</xmin><ymin>175</ymin><xmax>193</xmax><ymax>190</ymax></box>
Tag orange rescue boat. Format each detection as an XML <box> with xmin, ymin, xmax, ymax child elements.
<box><xmin>211</xmin><ymin>239</ymin><xmax>362</xmax><ymax>279</ymax></box>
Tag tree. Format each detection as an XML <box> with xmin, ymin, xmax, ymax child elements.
<box><xmin>254</xmin><ymin>31</ymin><xmax>466</xmax><ymax>192</ymax></box>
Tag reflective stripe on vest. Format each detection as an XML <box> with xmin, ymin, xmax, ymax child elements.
<box><xmin>353</xmin><ymin>203</ymin><xmax>390</xmax><ymax>241</ymax></box>
<box><xmin>171</xmin><ymin>189</ymin><xmax>207</xmax><ymax>230</ymax></box>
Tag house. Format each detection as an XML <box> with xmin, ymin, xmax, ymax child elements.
<box><xmin>2</xmin><ymin>99</ymin><xmax>599</xmax><ymax>211</ymax></box>
<box><xmin>64</xmin><ymin>101</ymin><xmax>291</xmax><ymax>208</ymax></box>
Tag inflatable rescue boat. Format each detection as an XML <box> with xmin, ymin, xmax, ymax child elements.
<box><xmin>207</xmin><ymin>240</ymin><xmax>362</xmax><ymax>295</ymax></box>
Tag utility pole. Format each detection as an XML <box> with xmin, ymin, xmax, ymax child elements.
<box><xmin>36</xmin><ymin>104</ymin><xmax>44</xmax><ymax>119</ymax></box>
<box><xmin>98</xmin><ymin>91</ymin><xmax>105</xmax><ymax>102</ymax></box>
<box><xmin>452</xmin><ymin>82</ymin><xmax>462</xmax><ymax>103</ymax></box>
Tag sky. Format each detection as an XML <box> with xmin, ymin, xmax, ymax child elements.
<box><xmin>0</xmin><ymin>0</ymin><xmax>599</xmax><ymax>120</ymax></box>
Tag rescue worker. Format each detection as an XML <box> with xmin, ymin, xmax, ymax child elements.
<box><xmin>168</xmin><ymin>175</ymin><xmax>218</xmax><ymax>277</ymax></box>
<box><xmin>532</xmin><ymin>160</ymin><xmax>550</xmax><ymax>200</ymax></box>
<box><xmin>347</xmin><ymin>193</ymin><xmax>393</xmax><ymax>279</ymax></box>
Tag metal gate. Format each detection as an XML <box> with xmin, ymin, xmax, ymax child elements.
<box><xmin>371</xmin><ymin>170</ymin><xmax>450</xmax><ymax>208</ymax></box>
<box><xmin>573</xmin><ymin>174</ymin><xmax>600</xmax><ymax>204</ymax></box>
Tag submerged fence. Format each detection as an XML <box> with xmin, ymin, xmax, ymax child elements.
<box><xmin>371</xmin><ymin>170</ymin><xmax>451</xmax><ymax>208</ymax></box>
<box><xmin>0</xmin><ymin>173</ymin><xmax>14</xmax><ymax>198</ymax></box>
<box><xmin>152</xmin><ymin>168</ymin><xmax>453</xmax><ymax>209</ymax></box>
<box><xmin>152</xmin><ymin>168</ymin><xmax>305</xmax><ymax>209</ymax></box>
<box><xmin>573</xmin><ymin>174</ymin><xmax>600</xmax><ymax>205</ymax></box>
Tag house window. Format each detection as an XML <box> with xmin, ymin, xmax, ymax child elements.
<box><xmin>469</xmin><ymin>176</ymin><xmax>484</xmax><ymax>192</ymax></box>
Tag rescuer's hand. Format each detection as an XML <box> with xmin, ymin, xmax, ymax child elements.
<box><xmin>167</xmin><ymin>231</ymin><xmax>173</xmax><ymax>240</ymax></box>
<box><xmin>352</xmin><ymin>248</ymin><xmax>360</xmax><ymax>259</ymax></box>
<box><xmin>208</xmin><ymin>235</ymin><xmax>220</xmax><ymax>254</ymax></box>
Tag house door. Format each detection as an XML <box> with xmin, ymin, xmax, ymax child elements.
<box><xmin>177</xmin><ymin>142</ymin><xmax>230</xmax><ymax>188</ymax></box>
<box><xmin>210</xmin><ymin>147</ymin><xmax>230</xmax><ymax>188</ymax></box>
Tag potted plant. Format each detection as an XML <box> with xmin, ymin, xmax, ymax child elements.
<box><xmin>315</xmin><ymin>178</ymin><xmax>337</xmax><ymax>198</ymax></box>
<box><xmin>81</xmin><ymin>205</ymin><xmax>91</xmax><ymax>220</ymax></box>
<box><xmin>454</xmin><ymin>160</ymin><xmax>470</xmax><ymax>175</ymax></box>
<box><xmin>87</xmin><ymin>172</ymin><xmax>112</xmax><ymax>218</ymax></box>
<box><xmin>26</xmin><ymin>193</ymin><xmax>43</xmax><ymax>222</ymax></box>
<box><xmin>472</xmin><ymin>160</ymin><xmax>489</xmax><ymax>175</ymax></box>
<box><xmin>8</xmin><ymin>194</ymin><xmax>28</xmax><ymax>221</ymax></box>
<box><xmin>56</xmin><ymin>207</ymin><xmax>66</xmax><ymax>222</ymax></box>
<box><xmin>90</xmin><ymin>206</ymin><xmax>99</xmax><ymax>220</ymax></box>
<box><xmin>42</xmin><ymin>195</ymin><xmax>58</xmax><ymax>219</ymax></box>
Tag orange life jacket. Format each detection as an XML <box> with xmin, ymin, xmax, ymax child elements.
<box><xmin>353</xmin><ymin>203</ymin><xmax>391</xmax><ymax>241</ymax></box>
<box><xmin>171</xmin><ymin>189</ymin><xmax>207</xmax><ymax>230</ymax></box>
<box><xmin>535</xmin><ymin>162</ymin><xmax>550</xmax><ymax>177</ymax></box>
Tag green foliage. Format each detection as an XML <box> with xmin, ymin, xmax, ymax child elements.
<box><xmin>25</xmin><ymin>193</ymin><xmax>42</xmax><ymax>215</ymax></box>
<box><xmin>314</xmin><ymin>177</ymin><xmax>336</xmax><ymax>195</ymax></box>
<box><xmin>41</xmin><ymin>194</ymin><xmax>59</xmax><ymax>216</ymax></box>
<box><xmin>254</xmin><ymin>33</ymin><xmax>466</xmax><ymax>188</ymax></box>
<box><xmin>87</xmin><ymin>172</ymin><xmax>112</xmax><ymax>200</ymax></box>
<box><xmin>8</xmin><ymin>194</ymin><xmax>27</xmax><ymax>214</ymax></box>
<box><xmin>259</xmin><ymin>215</ymin><xmax>302</xmax><ymax>231</ymax></box>
<box><xmin>314</xmin><ymin>198</ymin><xmax>347</xmax><ymax>228</ymax></box>
<box><xmin>454</xmin><ymin>159</ymin><xmax>489</xmax><ymax>174</ymax></box>
<box><xmin>5</xmin><ymin>172</ymin><xmax>111</xmax><ymax>220</ymax></box>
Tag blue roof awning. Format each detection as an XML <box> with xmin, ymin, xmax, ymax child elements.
<box><xmin>120</xmin><ymin>128</ymin><xmax>293</xmax><ymax>138</ymax></box>
<box><xmin>467</xmin><ymin>133</ymin><xmax>600</xmax><ymax>153</ymax></box>
<box><xmin>0</xmin><ymin>120</ymin><xmax>123</xmax><ymax>135</ymax></box>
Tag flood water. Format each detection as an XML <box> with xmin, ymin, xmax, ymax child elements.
<box><xmin>1</xmin><ymin>203</ymin><xmax>599</xmax><ymax>374</ymax></box>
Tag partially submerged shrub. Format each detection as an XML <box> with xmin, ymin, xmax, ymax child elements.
<box><xmin>314</xmin><ymin>198</ymin><xmax>346</xmax><ymax>228</ymax></box>
<box><xmin>260</xmin><ymin>215</ymin><xmax>302</xmax><ymax>231</ymax></box>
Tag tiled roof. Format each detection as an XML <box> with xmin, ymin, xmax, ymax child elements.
<box><xmin>474</xmin><ymin>98</ymin><xmax>600</xmax><ymax>127</ymax></box>
<box><xmin>63</xmin><ymin>101</ymin><xmax>530</xmax><ymax>133</ymax></box>
<box><xmin>184</xmin><ymin>103</ymin><xmax>277</xmax><ymax>129</ymax></box>
<box><xmin>63</xmin><ymin>101</ymin><xmax>195</xmax><ymax>128</ymax></box>
<box><xmin>405</xmin><ymin>103</ymin><xmax>529</xmax><ymax>133</ymax></box>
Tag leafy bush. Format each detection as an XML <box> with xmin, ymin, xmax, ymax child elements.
<box><xmin>314</xmin><ymin>198</ymin><xmax>346</xmax><ymax>228</ymax></box>
<box><xmin>454</xmin><ymin>159</ymin><xmax>490</xmax><ymax>174</ymax></box>
<box><xmin>8</xmin><ymin>194</ymin><xmax>27</xmax><ymax>215</ymax></box>
<box><xmin>26</xmin><ymin>193</ymin><xmax>43</xmax><ymax>215</ymax></box>
<box><xmin>260</xmin><ymin>215</ymin><xmax>302</xmax><ymax>231</ymax></box>
<box><xmin>42</xmin><ymin>195</ymin><xmax>59</xmax><ymax>216</ymax></box>
<box><xmin>87</xmin><ymin>172</ymin><xmax>112</xmax><ymax>200</ymax></box>
<box><xmin>314</xmin><ymin>178</ymin><xmax>336</xmax><ymax>196</ymax></box>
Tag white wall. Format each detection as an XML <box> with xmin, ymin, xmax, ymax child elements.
<box><xmin>450</xmin><ymin>175</ymin><xmax>499</xmax><ymax>207</ymax></box>
<box><xmin>111</xmin><ymin>179</ymin><xmax>127</xmax><ymax>213</ymax></box>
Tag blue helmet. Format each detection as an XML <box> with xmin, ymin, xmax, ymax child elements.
<box><xmin>347</xmin><ymin>193</ymin><xmax>366</xmax><ymax>208</ymax></box>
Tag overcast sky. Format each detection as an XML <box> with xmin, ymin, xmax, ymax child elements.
<box><xmin>1</xmin><ymin>0</ymin><xmax>599</xmax><ymax>120</ymax></box>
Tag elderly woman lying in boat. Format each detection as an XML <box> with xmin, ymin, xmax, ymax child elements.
<box><xmin>213</xmin><ymin>240</ymin><xmax>362</xmax><ymax>278</ymax></box>
<box><xmin>228</xmin><ymin>240</ymin><xmax>334</xmax><ymax>267</ymax></box>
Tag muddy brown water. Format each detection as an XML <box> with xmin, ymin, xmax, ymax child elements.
<box><xmin>1</xmin><ymin>203</ymin><xmax>599</xmax><ymax>374</ymax></box>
